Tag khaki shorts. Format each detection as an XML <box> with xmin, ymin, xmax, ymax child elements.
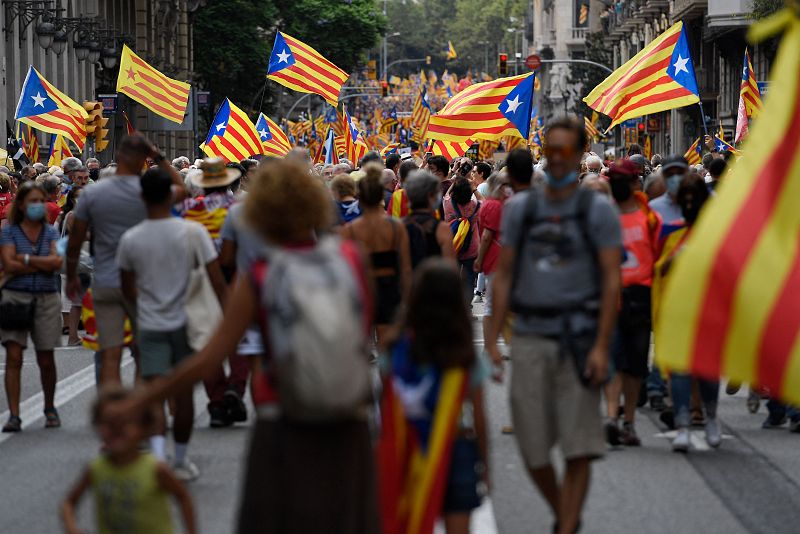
<box><xmin>510</xmin><ymin>334</ymin><xmax>605</xmax><ymax>469</ymax></box>
<box><xmin>138</xmin><ymin>327</ymin><xmax>192</xmax><ymax>378</ymax></box>
<box><xmin>0</xmin><ymin>290</ymin><xmax>62</xmax><ymax>351</ymax></box>
<box><xmin>92</xmin><ymin>287</ymin><xmax>137</xmax><ymax>350</ymax></box>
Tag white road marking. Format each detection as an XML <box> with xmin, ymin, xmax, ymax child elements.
<box><xmin>434</xmin><ymin>498</ymin><xmax>498</xmax><ymax>534</ymax></box>
<box><xmin>0</xmin><ymin>358</ymin><xmax>133</xmax><ymax>445</ymax></box>
<box><xmin>654</xmin><ymin>430</ymin><xmax>733</xmax><ymax>452</ymax></box>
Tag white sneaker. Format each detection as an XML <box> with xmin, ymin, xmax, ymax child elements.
<box><xmin>705</xmin><ymin>418</ymin><xmax>722</xmax><ymax>448</ymax></box>
<box><xmin>172</xmin><ymin>458</ymin><xmax>200</xmax><ymax>482</ymax></box>
<box><xmin>472</xmin><ymin>292</ymin><xmax>484</xmax><ymax>304</ymax></box>
<box><xmin>672</xmin><ymin>428</ymin><xmax>690</xmax><ymax>453</ymax></box>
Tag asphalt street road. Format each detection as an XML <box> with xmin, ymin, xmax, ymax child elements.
<box><xmin>1</xmin><ymin>320</ymin><xmax>799</xmax><ymax>533</ymax></box>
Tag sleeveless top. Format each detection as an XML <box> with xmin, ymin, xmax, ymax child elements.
<box><xmin>90</xmin><ymin>453</ymin><xmax>173</xmax><ymax>534</ymax></box>
<box><xmin>404</xmin><ymin>212</ymin><xmax>442</xmax><ymax>269</ymax></box>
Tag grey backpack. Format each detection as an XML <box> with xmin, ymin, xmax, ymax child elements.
<box><xmin>260</xmin><ymin>236</ymin><xmax>371</xmax><ymax>422</ymax></box>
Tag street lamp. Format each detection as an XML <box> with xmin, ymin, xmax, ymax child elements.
<box><xmin>34</xmin><ymin>19</ymin><xmax>55</xmax><ymax>49</ymax></box>
<box><xmin>101</xmin><ymin>45</ymin><xmax>118</xmax><ymax>69</ymax></box>
<box><xmin>88</xmin><ymin>38</ymin><xmax>101</xmax><ymax>63</ymax></box>
<box><xmin>51</xmin><ymin>28</ymin><xmax>68</xmax><ymax>55</ymax></box>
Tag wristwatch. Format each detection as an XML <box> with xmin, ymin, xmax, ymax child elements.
<box><xmin>23</xmin><ymin>254</ymin><xmax>30</xmax><ymax>266</ymax></box>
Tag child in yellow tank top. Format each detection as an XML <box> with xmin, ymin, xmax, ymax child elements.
<box><xmin>61</xmin><ymin>386</ymin><xmax>196</xmax><ymax>534</ymax></box>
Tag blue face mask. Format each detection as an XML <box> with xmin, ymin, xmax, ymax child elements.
<box><xmin>26</xmin><ymin>203</ymin><xmax>46</xmax><ymax>221</ymax></box>
<box><xmin>545</xmin><ymin>171</ymin><xmax>579</xmax><ymax>189</ymax></box>
<box><xmin>666</xmin><ymin>174</ymin><xmax>682</xmax><ymax>196</ymax></box>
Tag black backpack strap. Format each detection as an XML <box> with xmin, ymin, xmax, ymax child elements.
<box><xmin>574</xmin><ymin>187</ymin><xmax>601</xmax><ymax>294</ymax></box>
<box><xmin>511</xmin><ymin>188</ymin><xmax>539</xmax><ymax>286</ymax></box>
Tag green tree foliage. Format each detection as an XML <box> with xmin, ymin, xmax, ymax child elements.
<box><xmin>750</xmin><ymin>0</ymin><xmax>783</xmax><ymax>20</ymax></box>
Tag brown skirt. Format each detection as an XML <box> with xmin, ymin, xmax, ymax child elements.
<box><xmin>237</xmin><ymin>417</ymin><xmax>380</xmax><ymax>534</ymax></box>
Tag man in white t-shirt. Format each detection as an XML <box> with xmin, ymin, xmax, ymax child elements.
<box><xmin>118</xmin><ymin>167</ymin><xmax>225</xmax><ymax>482</ymax></box>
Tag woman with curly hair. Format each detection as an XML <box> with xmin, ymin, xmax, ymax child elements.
<box><xmin>111</xmin><ymin>159</ymin><xmax>379</xmax><ymax>534</ymax></box>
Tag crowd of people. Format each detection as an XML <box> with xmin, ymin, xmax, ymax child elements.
<box><xmin>0</xmin><ymin>115</ymin><xmax>793</xmax><ymax>534</ymax></box>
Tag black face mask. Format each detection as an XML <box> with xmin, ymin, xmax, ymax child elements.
<box><xmin>89</xmin><ymin>168</ymin><xmax>99</xmax><ymax>181</ymax></box>
<box><xmin>610</xmin><ymin>179</ymin><xmax>633</xmax><ymax>203</ymax></box>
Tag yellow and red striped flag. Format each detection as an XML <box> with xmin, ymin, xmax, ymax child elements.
<box><xmin>116</xmin><ymin>45</ymin><xmax>190</xmax><ymax>124</ymax></box>
<box><xmin>411</xmin><ymin>87</ymin><xmax>432</xmax><ymax>142</ymax></box>
<box><xmin>255</xmin><ymin>113</ymin><xmax>292</xmax><ymax>157</ymax></box>
<box><xmin>584</xmin><ymin>116</ymin><xmax>601</xmax><ymax>141</ymax></box>
<box><xmin>267</xmin><ymin>32</ymin><xmax>349</xmax><ymax>106</ymax></box>
<box><xmin>24</xmin><ymin>125</ymin><xmax>39</xmax><ymax>163</ymax></box>
<box><xmin>121</xmin><ymin>110</ymin><xmax>136</xmax><ymax>135</ymax></box>
<box><xmin>48</xmin><ymin>134</ymin><xmax>72</xmax><ymax>167</ymax></box>
<box><xmin>202</xmin><ymin>98</ymin><xmax>264</xmax><ymax>163</ymax></box>
<box><xmin>683</xmin><ymin>137</ymin><xmax>702</xmax><ymax>165</ymax></box>
<box><xmin>584</xmin><ymin>22</ymin><xmax>700</xmax><ymax>130</ymax></box>
<box><xmin>656</xmin><ymin>14</ymin><xmax>800</xmax><ymax>406</ymax></box>
<box><xmin>430</xmin><ymin>138</ymin><xmax>474</xmax><ymax>160</ymax></box>
<box><xmin>478</xmin><ymin>139</ymin><xmax>498</xmax><ymax>160</ymax></box>
<box><xmin>426</xmin><ymin>73</ymin><xmax>535</xmax><ymax>142</ymax></box>
<box><xmin>503</xmin><ymin>135</ymin><xmax>526</xmax><ymax>152</ymax></box>
<box><xmin>381</xmin><ymin>143</ymin><xmax>400</xmax><ymax>157</ymax></box>
<box><xmin>735</xmin><ymin>48</ymin><xmax>763</xmax><ymax>143</ymax></box>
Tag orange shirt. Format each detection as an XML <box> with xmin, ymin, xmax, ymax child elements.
<box><xmin>620</xmin><ymin>208</ymin><xmax>662</xmax><ymax>287</ymax></box>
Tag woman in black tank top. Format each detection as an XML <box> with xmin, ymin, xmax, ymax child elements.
<box><xmin>343</xmin><ymin>164</ymin><xmax>412</xmax><ymax>342</ymax></box>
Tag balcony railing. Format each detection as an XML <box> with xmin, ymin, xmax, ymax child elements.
<box><xmin>571</xmin><ymin>27</ymin><xmax>587</xmax><ymax>41</ymax></box>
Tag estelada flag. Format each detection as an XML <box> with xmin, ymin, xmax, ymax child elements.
<box><xmin>430</xmin><ymin>138</ymin><xmax>474</xmax><ymax>160</ymax></box>
<box><xmin>377</xmin><ymin>337</ymin><xmax>467</xmax><ymax>534</ymax></box>
<box><xmin>117</xmin><ymin>45</ymin><xmax>191</xmax><ymax>124</ymax></box>
<box><xmin>656</xmin><ymin>13</ymin><xmax>800</xmax><ymax>405</ymax></box>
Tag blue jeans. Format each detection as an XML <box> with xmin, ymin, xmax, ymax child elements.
<box><xmin>647</xmin><ymin>364</ymin><xmax>668</xmax><ymax>398</ymax></box>
<box><xmin>458</xmin><ymin>258</ymin><xmax>476</xmax><ymax>307</ymax></box>
<box><xmin>671</xmin><ymin>374</ymin><xmax>719</xmax><ymax>428</ymax></box>
<box><xmin>766</xmin><ymin>399</ymin><xmax>800</xmax><ymax>422</ymax></box>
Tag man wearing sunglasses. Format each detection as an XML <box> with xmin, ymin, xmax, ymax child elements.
<box><xmin>485</xmin><ymin>116</ymin><xmax>622</xmax><ymax>534</ymax></box>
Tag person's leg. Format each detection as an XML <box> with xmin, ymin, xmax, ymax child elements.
<box><xmin>459</xmin><ymin>258</ymin><xmax>476</xmax><ymax>306</ymax></box>
<box><xmin>670</xmin><ymin>374</ymin><xmax>693</xmax><ymax>451</ymax></box>
<box><xmin>173</xmin><ymin>386</ymin><xmax>195</xmax><ymax>461</ymax></box>
<box><xmin>204</xmin><ymin>366</ymin><xmax>231</xmax><ymax>426</ymax></box>
<box><xmin>100</xmin><ymin>346</ymin><xmax>124</xmax><ymax>384</ymax></box>
<box><xmin>94</xmin><ymin>289</ymin><xmax>129</xmax><ymax>385</ymax></box>
<box><xmin>4</xmin><ymin>342</ymin><xmax>24</xmax><ymax>416</ymax></box>
<box><xmin>228</xmin><ymin>354</ymin><xmax>251</xmax><ymax>398</ymax></box>
<box><xmin>444</xmin><ymin>513</ymin><xmax>471</xmax><ymax>534</ymax></box>
<box><xmin>67</xmin><ymin>305</ymin><xmax>82</xmax><ymax>344</ymax></box>
<box><xmin>558</xmin><ymin>458</ymin><xmax>591</xmax><ymax>534</ymax></box>
<box><xmin>476</xmin><ymin>272</ymin><xmax>486</xmax><ymax>294</ymax></box>
<box><xmin>604</xmin><ymin>375</ymin><xmax>622</xmax><ymax>421</ymax></box>
<box><xmin>529</xmin><ymin>465</ymin><xmax>560</xmax><ymax>517</ymax></box>
<box><xmin>35</xmin><ymin>350</ymin><xmax>57</xmax><ymax>411</ymax></box>
<box><xmin>646</xmin><ymin>364</ymin><xmax>667</xmax><ymax>409</ymax></box>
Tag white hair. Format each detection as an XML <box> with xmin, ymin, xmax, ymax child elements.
<box><xmin>585</xmin><ymin>155</ymin><xmax>603</xmax><ymax>168</ymax></box>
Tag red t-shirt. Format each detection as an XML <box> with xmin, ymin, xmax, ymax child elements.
<box><xmin>477</xmin><ymin>199</ymin><xmax>503</xmax><ymax>274</ymax></box>
<box><xmin>46</xmin><ymin>201</ymin><xmax>61</xmax><ymax>225</ymax></box>
<box><xmin>620</xmin><ymin>209</ymin><xmax>662</xmax><ymax>287</ymax></box>
<box><xmin>0</xmin><ymin>193</ymin><xmax>13</xmax><ymax>219</ymax></box>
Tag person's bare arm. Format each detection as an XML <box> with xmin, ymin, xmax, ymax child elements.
<box><xmin>474</xmin><ymin>228</ymin><xmax>495</xmax><ymax>273</ymax></box>
<box><xmin>396</xmin><ymin>221</ymin><xmax>413</xmax><ymax>303</ymax></box>
<box><xmin>436</xmin><ymin>221</ymin><xmax>456</xmax><ymax>263</ymax></box>
<box><xmin>61</xmin><ymin>467</ymin><xmax>91</xmax><ymax>534</ymax></box>
<box><xmin>26</xmin><ymin>240</ymin><xmax>63</xmax><ymax>272</ymax></box>
<box><xmin>156</xmin><ymin>463</ymin><xmax>197</xmax><ymax>534</ymax></box>
<box><xmin>120</xmin><ymin>269</ymin><xmax>137</xmax><ymax>303</ymax></box>
<box><xmin>66</xmin><ymin>218</ymin><xmax>90</xmax><ymax>298</ymax></box>
<box><xmin>219</xmin><ymin>239</ymin><xmax>237</xmax><ymax>273</ymax></box>
<box><xmin>205</xmin><ymin>258</ymin><xmax>227</xmax><ymax>305</ymax></box>
<box><xmin>584</xmin><ymin>247</ymin><xmax>621</xmax><ymax>386</ymax></box>
<box><xmin>484</xmin><ymin>246</ymin><xmax>515</xmax><ymax>380</ymax></box>
<box><xmin>1</xmin><ymin>244</ymin><xmax>35</xmax><ymax>275</ymax></box>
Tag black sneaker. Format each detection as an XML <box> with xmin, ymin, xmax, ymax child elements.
<box><xmin>659</xmin><ymin>408</ymin><xmax>675</xmax><ymax>430</ymax></box>
<box><xmin>605</xmin><ymin>420</ymin><xmax>621</xmax><ymax>446</ymax></box>
<box><xmin>649</xmin><ymin>395</ymin><xmax>666</xmax><ymax>412</ymax></box>
<box><xmin>762</xmin><ymin>414</ymin><xmax>788</xmax><ymax>429</ymax></box>
<box><xmin>208</xmin><ymin>404</ymin><xmax>232</xmax><ymax>428</ymax></box>
<box><xmin>621</xmin><ymin>422</ymin><xmax>641</xmax><ymax>446</ymax></box>
<box><xmin>224</xmin><ymin>389</ymin><xmax>248</xmax><ymax>423</ymax></box>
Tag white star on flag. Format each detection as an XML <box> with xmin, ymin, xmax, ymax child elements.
<box><xmin>673</xmin><ymin>55</ymin><xmax>690</xmax><ymax>76</ymax></box>
<box><xmin>215</xmin><ymin>122</ymin><xmax>226</xmax><ymax>132</ymax></box>
<box><xmin>31</xmin><ymin>92</ymin><xmax>46</xmax><ymax>107</ymax></box>
<box><xmin>277</xmin><ymin>49</ymin><xmax>291</xmax><ymax>63</ymax></box>
<box><xmin>259</xmin><ymin>128</ymin><xmax>269</xmax><ymax>139</ymax></box>
<box><xmin>505</xmin><ymin>95</ymin><xmax>522</xmax><ymax>114</ymax></box>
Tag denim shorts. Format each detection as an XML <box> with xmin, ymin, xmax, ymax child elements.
<box><xmin>138</xmin><ymin>327</ymin><xmax>192</xmax><ymax>378</ymax></box>
<box><xmin>442</xmin><ymin>437</ymin><xmax>482</xmax><ymax>513</ymax></box>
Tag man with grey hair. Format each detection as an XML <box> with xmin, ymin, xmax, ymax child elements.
<box><xmin>585</xmin><ymin>155</ymin><xmax>603</xmax><ymax>174</ymax></box>
<box><xmin>381</xmin><ymin>168</ymin><xmax>398</xmax><ymax>207</ymax></box>
<box><xmin>86</xmin><ymin>157</ymin><xmax>101</xmax><ymax>171</ymax></box>
<box><xmin>172</xmin><ymin>156</ymin><xmax>191</xmax><ymax>170</ymax></box>
<box><xmin>61</xmin><ymin>157</ymin><xmax>84</xmax><ymax>184</ymax></box>
<box><xmin>402</xmin><ymin>170</ymin><xmax>455</xmax><ymax>268</ymax></box>
<box><xmin>332</xmin><ymin>162</ymin><xmax>352</xmax><ymax>176</ymax></box>
<box><xmin>33</xmin><ymin>162</ymin><xmax>47</xmax><ymax>175</ymax></box>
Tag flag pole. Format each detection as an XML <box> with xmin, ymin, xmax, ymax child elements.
<box><xmin>697</xmin><ymin>101</ymin><xmax>709</xmax><ymax>137</ymax></box>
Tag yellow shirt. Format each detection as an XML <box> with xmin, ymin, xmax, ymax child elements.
<box><xmin>90</xmin><ymin>453</ymin><xmax>173</xmax><ymax>534</ymax></box>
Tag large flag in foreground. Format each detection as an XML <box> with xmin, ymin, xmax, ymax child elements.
<box><xmin>202</xmin><ymin>99</ymin><xmax>263</xmax><ymax>162</ymax></box>
<box><xmin>267</xmin><ymin>32</ymin><xmax>349</xmax><ymax>106</ymax></box>
<box><xmin>656</xmin><ymin>13</ymin><xmax>800</xmax><ymax>406</ymax></box>
<box><xmin>735</xmin><ymin>48</ymin><xmax>763</xmax><ymax>143</ymax></box>
<box><xmin>426</xmin><ymin>73</ymin><xmax>535</xmax><ymax>142</ymax></box>
<box><xmin>584</xmin><ymin>22</ymin><xmax>699</xmax><ymax>130</ymax></box>
<box><xmin>116</xmin><ymin>45</ymin><xmax>191</xmax><ymax>124</ymax></box>
<box><xmin>15</xmin><ymin>66</ymin><xmax>88</xmax><ymax>149</ymax></box>
<box><xmin>255</xmin><ymin>113</ymin><xmax>292</xmax><ymax>157</ymax></box>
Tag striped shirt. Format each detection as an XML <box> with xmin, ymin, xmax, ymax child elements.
<box><xmin>0</xmin><ymin>224</ymin><xmax>60</xmax><ymax>293</ymax></box>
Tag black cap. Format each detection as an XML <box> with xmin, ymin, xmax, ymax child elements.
<box><xmin>661</xmin><ymin>154</ymin><xmax>689</xmax><ymax>173</ymax></box>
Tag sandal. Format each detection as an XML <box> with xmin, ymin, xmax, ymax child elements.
<box><xmin>44</xmin><ymin>408</ymin><xmax>61</xmax><ymax>429</ymax></box>
<box><xmin>2</xmin><ymin>415</ymin><xmax>22</xmax><ymax>433</ymax></box>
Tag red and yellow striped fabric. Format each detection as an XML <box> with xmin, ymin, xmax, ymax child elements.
<box><xmin>430</xmin><ymin>138</ymin><xmax>473</xmax><ymax>160</ymax></box>
<box><xmin>656</xmin><ymin>18</ymin><xmax>800</xmax><ymax>406</ymax></box>
<box><xmin>202</xmin><ymin>98</ymin><xmax>264</xmax><ymax>163</ymax></box>
<box><xmin>740</xmin><ymin>48</ymin><xmax>762</xmax><ymax>119</ymax></box>
<box><xmin>81</xmin><ymin>290</ymin><xmax>134</xmax><ymax>350</ymax></box>
<box><xmin>584</xmin><ymin>116</ymin><xmax>600</xmax><ymax>140</ymax></box>
<box><xmin>24</xmin><ymin>125</ymin><xmax>39</xmax><ymax>163</ymax></box>
<box><xmin>267</xmin><ymin>32</ymin><xmax>349</xmax><ymax>106</ymax></box>
<box><xmin>116</xmin><ymin>45</ymin><xmax>190</xmax><ymax>124</ymax></box>
<box><xmin>387</xmin><ymin>189</ymin><xmax>410</xmax><ymax>219</ymax></box>
<box><xmin>503</xmin><ymin>135</ymin><xmax>526</xmax><ymax>152</ymax></box>
<box><xmin>411</xmin><ymin>87</ymin><xmax>432</xmax><ymax>142</ymax></box>
<box><xmin>427</xmin><ymin>73</ymin><xmax>534</xmax><ymax>142</ymax></box>
<box><xmin>683</xmin><ymin>137</ymin><xmax>702</xmax><ymax>165</ymax></box>
<box><xmin>255</xmin><ymin>113</ymin><xmax>292</xmax><ymax>157</ymax></box>
<box><xmin>478</xmin><ymin>139</ymin><xmax>498</xmax><ymax>160</ymax></box>
<box><xmin>584</xmin><ymin>22</ymin><xmax>700</xmax><ymax>130</ymax></box>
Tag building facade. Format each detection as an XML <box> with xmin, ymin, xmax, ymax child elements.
<box><xmin>1</xmin><ymin>0</ymin><xmax>199</xmax><ymax>163</ymax></box>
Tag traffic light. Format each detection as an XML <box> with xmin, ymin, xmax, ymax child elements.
<box><xmin>83</xmin><ymin>101</ymin><xmax>102</xmax><ymax>136</ymax></box>
<box><xmin>381</xmin><ymin>80</ymin><xmax>389</xmax><ymax>97</ymax></box>
<box><xmin>426</xmin><ymin>55</ymin><xmax>431</xmax><ymax>65</ymax></box>
<box><xmin>95</xmin><ymin>116</ymin><xmax>110</xmax><ymax>152</ymax></box>
<box><xmin>498</xmin><ymin>53</ymin><xmax>508</xmax><ymax>76</ymax></box>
